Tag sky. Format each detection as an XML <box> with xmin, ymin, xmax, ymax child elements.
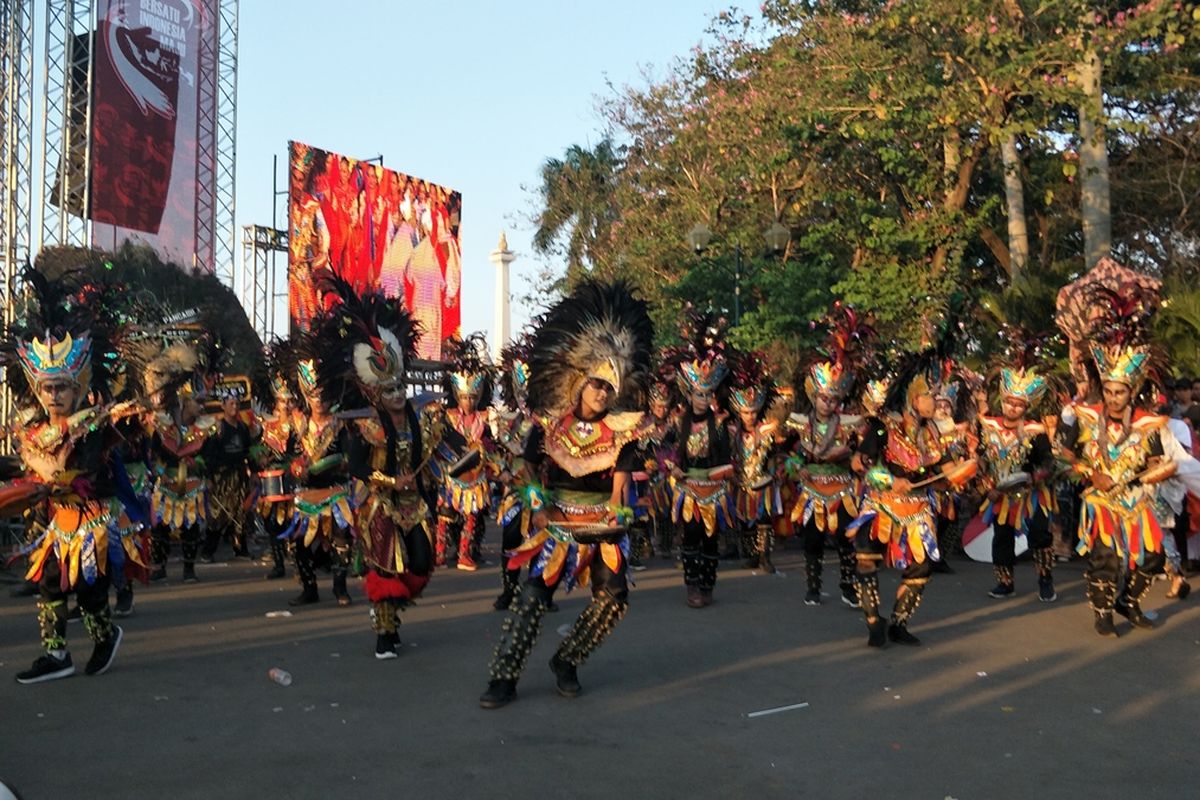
<box><xmin>235</xmin><ymin>0</ymin><xmax>726</xmax><ymax>344</ymax></box>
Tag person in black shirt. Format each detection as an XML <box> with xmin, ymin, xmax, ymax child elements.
<box><xmin>202</xmin><ymin>393</ymin><xmax>253</xmax><ymax>561</ymax></box>
<box><xmin>480</xmin><ymin>281</ymin><xmax>653</xmax><ymax>709</ymax></box>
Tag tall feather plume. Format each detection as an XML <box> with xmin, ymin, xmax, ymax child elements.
<box><xmin>498</xmin><ymin>329</ymin><xmax>535</xmax><ymax>409</ymax></box>
<box><xmin>308</xmin><ymin>270</ymin><xmax>421</xmax><ymax>410</ymax></box>
<box><xmin>526</xmin><ymin>280</ymin><xmax>654</xmax><ymax>416</ymax></box>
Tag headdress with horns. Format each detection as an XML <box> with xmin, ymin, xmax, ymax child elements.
<box><xmin>526</xmin><ymin>280</ymin><xmax>653</xmax><ymax>416</ymax></box>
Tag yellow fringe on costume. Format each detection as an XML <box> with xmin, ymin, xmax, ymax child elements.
<box><xmin>152</xmin><ymin>478</ymin><xmax>208</xmax><ymax>532</ymax></box>
<box><xmin>443</xmin><ymin>471</ymin><xmax>491</xmax><ymax>515</ymax></box>
<box><xmin>290</xmin><ymin>486</ymin><xmax>355</xmax><ymax>548</ymax></box>
<box><xmin>791</xmin><ymin>473</ymin><xmax>858</xmax><ymax>533</ymax></box>
<box><xmin>352</xmin><ymin>480</ymin><xmax>432</xmax><ymax>575</ymax></box>
<box><xmin>25</xmin><ymin>499</ymin><xmax>144</xmax><ymax>587</ymax></box>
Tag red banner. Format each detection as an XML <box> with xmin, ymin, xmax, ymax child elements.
<box><xmin>89</xmin><ymin>0</ymin><xmax>217</xmax><ymax>271</ymax></box>
<box><xmin>287</xmin><ymin>141</ymin><xmax>462</xmax><ymax>360</ymax></box>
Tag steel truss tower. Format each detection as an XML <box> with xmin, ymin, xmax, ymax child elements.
<box><xmin>240</xmin><ymin>224</ymin><xmax>286</xmax><ymax>343</ymax></box>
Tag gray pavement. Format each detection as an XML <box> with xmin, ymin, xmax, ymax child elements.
<box><xmin>1</xmin><ymin>537</ymin><xmax>1197</xmax><ymax>800</ymax></box>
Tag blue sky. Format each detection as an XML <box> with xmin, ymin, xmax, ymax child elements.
<box><xmin>236</xmin><ymin>0</ymin><xmax>726</xmax><ymax>342</ymax></box>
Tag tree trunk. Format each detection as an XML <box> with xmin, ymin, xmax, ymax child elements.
<box><xmin>1000</xmin><ymin>133</ymin><xmax>1029</xmax><ymax>279</ymax></box>
<box><xmin>1078</xmin><ymin>46</ymin><xmax>1111</xmax><ymax>268</ymax></box>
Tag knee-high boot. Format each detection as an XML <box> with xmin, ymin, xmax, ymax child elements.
<box><xmin>681</xmin><ymin>547</ymin><xmax>703</xmax><ymax>608</ymax></box>
<box><xmin>550</xmin><ymin>592</ymin><xmax>629</xmax><ymax>697</ymax></box>
<box><xmin>1086</xmin><ymin>572</ymin><xmax>1119</xmax><ymax>637</ymax></box>
<box><xmin>180</xmin><ymin>527</ymin><xmax>200</xmax><ymax>582</ymax></box>
<box><xmin>856</xmin><ymin>571</ymin><xmax>885</xmax><ymax>647</ymax></box>
<box><xmin>804</xmin><ymin>554</ymin><xmax>822</xmax><ymax>604</ymax></box>
<box><xmin>266</xmin><ymin>538</ymin><xmax>287</xmax><ymax>579</ymax></box>
<box><xmin>888</xmin><ymin>578</ymin><xmax>928</xmax><ymax>645</ymax></box>
<box><xmin>1033</xmin><ymin>546</ymin><xmax>1056</xmax><ymax>601</ymax></box>
<box><xmin>757</xmin><ymin>524</ymin><xmax>775</xmax><ymax>574</ymax></box>
<box><xmin>698</xmin><ymin>552</ymin><xmax>718</xmax><ymax>606</ymax></box>
<box><xmin>290</xmin><ymin>543</ymin><xmax>319</xmax><ymax>605</ymax></box>
<box><xmin>837</xmin><ymin>541</ymin><xmax>858</xmax><ymax>607</ymax></box>
<box><xmin>457</xmin><ymin>514</ymin><xmax>479</xmax><ymax>571</ymax></box>
<box><xmin>1120</xmin><ymin>569</ymin><xmax>1157</xmax><ymax>630</ymax></box>
<box><xmin>480</xmin><ymin>585</ymin><xmax>550</xmax><ymax>707</ymax></box>
<box><xmin>494</xmin><ymin>559</ymin><xmax>521</xmax><ymax>611</ymax></box>
<box><xmin>371</xmin><ymin>599</ymin><xmax>401</xmax><ymax>658</ymax></box>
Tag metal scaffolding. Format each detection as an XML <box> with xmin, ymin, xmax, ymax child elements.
<box><xmin>2</xmin><ymin>0</ymin><xmax>34</xmax><ymax>302</ymax></box>
<box><xmin>215</xmin><ymin>0</ymin><xmax>238</xmax><ymax>286</ymax></box>
<box><xmin>240</xmin><ymin>224</ymin><xmax>286</xmax><ymax>343</ymax></box>
<box><xmin>38</xmin><ymin>0</ymin><xmax>94</xmax><ymax>251</ymax></box>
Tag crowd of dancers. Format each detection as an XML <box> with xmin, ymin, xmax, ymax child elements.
<box><xmin>2</xmin><ymin>267</ymin><xmax>1196</xmax><ymax>711</ymax></box>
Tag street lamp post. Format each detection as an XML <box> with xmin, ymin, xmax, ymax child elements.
<box><xmin>688</xmin><ymin>222</ymin><xmax>789</xmax><ymax>327</ymax></box>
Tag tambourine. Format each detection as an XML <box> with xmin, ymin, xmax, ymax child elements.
<box><xmin>555</xmin><ymin>522</ymin><xmax>629</xmax><ymax>545</ymax></box>
<box><xmin>943</xmin><ymin>459</ymin><xmax>978</xmax><ymax>487</ymax></box>
<box><xmin>448</xmin><ymin>449</ymin><xmax>482</xmax><ymax>478</ymax></box>
<box><xmin>708</xmin><ymin>464</ymin><xmax>735</xmax><ymax>481</ymax></box>
<box><xmin>995</xmin><ymin>471</ymin><xmax>1031</xmax><ymax>491</ymax></box>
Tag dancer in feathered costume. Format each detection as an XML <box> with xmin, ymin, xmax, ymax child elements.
<box><xmin>976</xmin><ymin>328</ymin><xmax>1059</xmax><ymax>602</ymax></box>
<box><xmin>480</xmin><ymin>281</ymin><xmax>653</xmax><ymax>708</ymax></box>
<box><xmin>128</xmin><ymin>328</ymin><xmax>220</xmax><ymax>583</ymax></box>
<box><xmin>663</xmin><ymin>310</ymin><xmax>735</xmax><ymax>609</ymax></box>
<box><xmin>643</xmin><ymin>376</ymin><xmax>681</xmax><ymax>563</ymax></box>
<box><xmin>728</xmin><ymin>350</ymin><xmax>781</xmax><ymax>574</ymax></box>
<box><xmin>848</xmin><ymin>348</ymin><xmax>976</xmax><ymax>647</ymax></box>
<box><xmin>435</xmin><ymin>332</ymin><xmax>498</xmax><ymax>571</ymax></box>
<box><xmin>786</xmin><ymin>304</ymin><xmax>873</xmax><ymax>607</ymax></box>
<box><xmin>1060</xmin><ymin>285</ymin><xmax>1176</xmax><ymax>636</ymax></box>
<box><xmin>311</xmin><ymin>275</ymin><xmax>443</xmax><ymax>658</ymax></box>
<box><xmin>5</xmin><ymin>269</ymin><xmax>136</xmax><ymax>683</ymax></box>
<box><xmin>255</xmin><ymin>338</ymin><xmax>305</xmax><ymax>580</ymax></box>
<box><xmin>492</xmin><ymin>333</ymin><xmax>536</xmax><ymax>610</ymax></box>
<box><xmin>283</xmin><ymin>346</ymin><xmax>356</xmax><ymax>607</ymax></box>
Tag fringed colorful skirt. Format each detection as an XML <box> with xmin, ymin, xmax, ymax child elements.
<box><xmin>847</xmin><ymin>489</ymin><xmax>939</xmax><ymax>569</ymax></box>
<box><xmin>282</xmin><ymin>484</ymin><xmax>356</xmax><ymax>550</ymax></box>
<box><xmin>506</xmin><ymin>494</ymin><xmax>627</xmax><ymax>593</ymax></box>
<box><xmin>792</xmin><ymin>472</ymin><xmax>859</xmax><ymax>533</ymax></box>
<box><xmin>671</xmin><ymin>475</ymin><xmax>735</xmax><ymax>536</ymax></box>
<box><xmin>1077</xmin><ymin>488</ymin><xmax>1163</xmax><ymax>568</ymax></box>
<box><xmin>22</xmin><ymin>499</ymin><xmax>147</xmax><ymax>590</ymax></box>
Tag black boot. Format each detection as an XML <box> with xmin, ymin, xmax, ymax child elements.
<box><xmin>699</xmin><ymin>553</ymin><xmax>718</xmax><ymax>606</ymax></box>
<box><xmin>857</xmin><ymin>572</ymin><xmax>886</xmax><ymax>647</ymax></box>
<box><xmin>182</xmin><ymin>561</ymin><xmax>198</xmax><ymax>583</ymax></box>
<box><xmin>1121</xmin><ymin>569</ymin><xmax>1157</xmax><ymax>630</ymax></box>
<box><xmin>332</xmin><ymin>568</ymin><xmax>352</xmax><ymax>607</ymax></box>
<box><xmin>551</xmin><ymin>592</ymin><xmax>628</xmax><ymax>698</ymax></box>
<box><xmin>837</xmin><ymin>542</ymin><xmax>859</xmax><ymax>608</ymax></box>
<box><xmin>757</xmin><ymin>524</ymin><xmax>775</xmax><ymax>574</ymax></box>
<box><xmin>1086</xmin><ymin>573</ymin><xmax>1119</xmax><ymax>638</ymax></box>
<box><xmin>493</xmin><ymin>568</ymin><xmax>520</xmax><ymax>611</ymax></box>
<box><xmin>887</xmin><ymin>578</ymin><xmax>928</xmax><ymax>646</ymax></box>
<box><xmin>265</xmin><ymin>540</ymin><xmax>287</xmax><ymax>580</ymax></box>
<box><xmin>481</xmin><ymin>585</ymin><xmax>550</xmax><ymax>709</ymax></box>
<box><xmin>113</xmin><ymin>585</ymin><xmax>134</xmax><ymax>618</ymax></box>
<box><xmin>682</xmin><ymin>547</ymin><xmax>703</xmax><ymax>608</ymax></box>
<box><xmin>742</xmin><ymin>528</ymin><xmax>760</xmax><ymax>569</ymax></box>
<box><xmin>804</xmin><ymin>555</ymin><xmax>822</xmax><ymax>605</ymax></box>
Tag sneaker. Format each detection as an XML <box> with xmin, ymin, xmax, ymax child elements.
<box><xmin>479</xmin><ymin>679</ymin><xmax>517</xmax><ymax>709</ymax></box>
<box><xmin>988</xmin><ymin>583</ymin><xmax>1015</xmax><ymax>599</ymax></box>
<box><xmin>374</xmin><ymin>633</ymin><xmax>398</xmax><ymax>660</ymax></box>
<box><xmin>804</xmin><ymin>589</ymin><xmax>821</xmax><ymax>606</ymax></box>
<box><xmin>1037</xmin><ymin>578</ymin><xmax>1058</xmax><ymax>603</ymax></box>
<box><xmin>840</xmin><ymin>586</ymin><xmax>861</xmax><ymax>609</ymax></box>
<box><xmin>16</xmin><ymin>652</ymin><xmax>75</xmax><ymax>684</ymax></box>
<box><xmin>549</xmin><ymin>654</ymin><xmax>581</xmax><ymax>698</ymax></box>
<box><xmin>113</xmin><ymin>587</ymin><xmax>135</xmax><ymax>618</ymax></box>
<box><xmin>887</xmin><ymin>623</ymin><xmax>921</xmax><ymax>646</ymax></box>
<box><xmin>85</xmin><ymin>626</ymin><xmax>123</xmax><ymax>676</ymax></box>
<box><xmin>456</xmin><ymin>554</ymin><xmax>478</xmax><ymax>572</ymax></box>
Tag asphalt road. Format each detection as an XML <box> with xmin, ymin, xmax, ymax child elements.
<box><xmin>1</xmin><ymin>534</ymin><xmax>1197</xmax><ymax>800</ymax></box>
